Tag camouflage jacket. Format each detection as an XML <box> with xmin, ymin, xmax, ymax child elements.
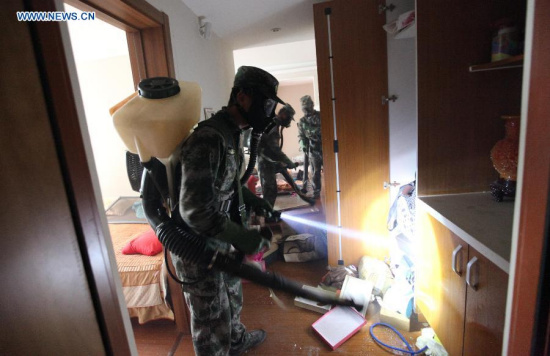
<box><xmin>298</xmin><ymin>110</ymin><xmax>323</xmax><ymax>155</ymax></box>
<box><xmin>178</xmin><ymin>110</ymin><xmax>244</xmax><ymax>238</ymax></box>
<box><xmin>258</xmin><ymin>123</ymin><xmax>292</xmax><ymax>166</ymax></box>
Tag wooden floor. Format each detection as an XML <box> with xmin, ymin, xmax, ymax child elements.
<box><xmin>132</xmin><ymin>196</ymin><xmax>424</xmax><ymax>355</ymax></box>
<box><xmin>132</xmin><ymin>258</ymin><xmax>423</xmax><ymax>355</ymax></box>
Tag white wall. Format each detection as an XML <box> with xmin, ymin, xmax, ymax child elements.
<box><xmin>74</xmin><ymin>56</ymin><xmax>137</xmax><ymax>206</ymax></box>
<box><xmin>386</xmin><ymin>0</ymin><xmax>417</xmax><ymax>201</ymax></box>
<box><xmin>65</xmin><ymin>5</ymin><xmax>138</xmax><ymax>207</ymax></box>
<box><xmin>233</xmin><ymin>39</ymin><xmax>316</xmax><ymax>71</ymax></box>
<box><xmin>146</xmin><ymin>0</ymin><xmax>235</xmax><ymax>117</ymax></box>
<box><xmin>276</xmin><ymin>82</ymin><xmax>316</xmax><ymax>160</ymax></box>
<box><xmin>233</xmin><ymin>39</ymin><xmax>319</xmax><ymax>105</ymax></box>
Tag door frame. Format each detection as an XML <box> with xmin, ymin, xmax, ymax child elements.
<box><xmin>26</xmin><ymin>0</ymin><xmax>177</xmax><ymax>353</ymax></box>
<box><xmin>65</xmin><ymin>0</ymin><xmax>175</xmax><ymax>86</ymax></box>
<box><xmin>505</xmin><ymin>0</ymin><xmax>550</xmax><ymax>353</ymax></box>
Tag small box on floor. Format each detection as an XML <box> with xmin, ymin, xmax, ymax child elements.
<box><xmin>312</xmin><ymin>306</ymin><xmax>366</xmax><ymax>350</ymax></box>
<box><xmin>379</xmin><ymin>306</ymin><xmax>410</xmax><ymax>331</ymax></box>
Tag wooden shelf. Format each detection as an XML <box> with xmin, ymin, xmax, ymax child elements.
<box><xmin>469</xmin><ymin>54</ymin><xmax>524</xmax><ymax>72</ymax></box>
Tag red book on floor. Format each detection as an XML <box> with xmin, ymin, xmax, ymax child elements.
<box><xmin>312</xmin><ymin>306</ymin><xmax>366</xmax><ymax>350</ymax></box>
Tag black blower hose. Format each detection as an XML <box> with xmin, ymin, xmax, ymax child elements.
<box><xmin>145</xmin><ymin>197</ymin><xmax>360</xmax><ymax>308</ymax></box>
<box><xmin>277</xmin><ymin>167</ymin><xmax>316</xmax><ymax>206</ymax></box>
<box><xmin>240</xmin><ymin>129</ymin><xmax>261</xmax><ymax>185</ymax></box>
<box><xmin>141</xmin><ymin>160</ymin><xmax>361</xmax><ymax>309</ymax></box>
<box><xmin>215</xmin><ymin>253</ymin><xmax>361</xmax><ymax>308</ymax></box>
<box><xmin>155</xmin><ymin>219</ymin><xmax>208</xmax><ymax>265</ymax></box>
<box><xmin>153</xmin><ymin>219</ymin><xmax>362</xmax><ymax>309</ymax></box>
<box><xmin>240</xmin><ymin>120</ymin><xmax>276</xmax><ymax>186</ymax></box>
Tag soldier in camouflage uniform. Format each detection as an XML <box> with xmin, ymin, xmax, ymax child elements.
<box><xmin>297</xmin><ymin>95</ymin><xmax>323</xmax><ymax>198</ymax></box>
<box><xmin>257</xmin><ymin>104</ymin><xmax>297</xmax><ymax>207</ymax></box>
<box><xmin>172</xmin><ymin>66</ymin><xmax>285</xmax><ymax>356</ymax></box>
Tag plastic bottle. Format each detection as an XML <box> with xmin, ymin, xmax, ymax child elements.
<box><xmin>491</xmin><ymin>19</ymin><xmax>519</xmax><ymax>62</ymax></box>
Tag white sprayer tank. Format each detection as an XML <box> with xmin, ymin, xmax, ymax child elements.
<box><xmin>111</xmin><ymin>78</ymin><xmax>202</xmax><ymax>163</ymax></box>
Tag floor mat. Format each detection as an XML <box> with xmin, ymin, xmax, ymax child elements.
<box><xmin>273</xmin><ymin>193</ymin><xmax>312</xmax><ymax>211</ymax></box>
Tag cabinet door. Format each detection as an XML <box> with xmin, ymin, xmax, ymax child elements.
<box><xmin>416</xmin><ymin>209</ymin><xmax>467</xmax><ymax>356</ymax></box>
<box><xmin>314</xmin><ymin>0</ymin><xmax>390</xmax><ymax>265</ymax></box>
<box><xmin>463</xmin><ymin>247</ymin><xmax>508</xmax><ymax>355</ymax></box>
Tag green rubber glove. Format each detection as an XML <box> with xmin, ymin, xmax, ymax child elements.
<box><xmin>215</xmin><ymin>220</ymin><xmax>270</xmax><ymax>254</ymax></box>
<box><xmin>241</xmin><ymin>186</ymin><xmax>274</xmax><ymax>216</ymax></box>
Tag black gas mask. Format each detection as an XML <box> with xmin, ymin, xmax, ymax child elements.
<box><xmin>278</xmin><ymin>113</ymin><xmax>293</xmax><ymax>128</ymax></box>
<box><xmin>241</xmin><ymin>92</ymin><xmax>277</xmax><ymax>132</ymax></box>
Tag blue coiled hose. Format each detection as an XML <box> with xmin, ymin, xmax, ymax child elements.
<box><xmin>369</xmin><ymin>322</ymin><xmax>428</xmax><ymax>355</ymax></box>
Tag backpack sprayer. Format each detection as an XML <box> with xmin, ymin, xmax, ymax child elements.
<box><xmin>111</xmin><ymin>77</ymin><xmax>361</xmax><ymax>310</ymax></box>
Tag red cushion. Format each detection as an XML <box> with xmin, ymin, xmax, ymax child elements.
<box><xmin>247</xmin><ymin>175</ymin><xmax>259</xmax><ymax>194</ymax></box>
<box><xmin>122</xmin><ymin>228</ymin><xmax>163</xmax><ymax>256</ymax></box>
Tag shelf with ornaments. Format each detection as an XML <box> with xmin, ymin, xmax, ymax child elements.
<box><xmin>469</xmin><ymin>54</ymin><xmax>524</xmax><ymax>72</ymax></box>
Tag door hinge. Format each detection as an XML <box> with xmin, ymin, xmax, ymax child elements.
<box><xmin>382</xmin><ymin>95</ymin><xmax>398</xmax><ymax>105</ymax></box>
<box><xmin>383</xmin><ymin>181</ymin><xmax>400</xmax><ymax>189</ymax></box>
<box><xmin>378</xmin><ymin>3</ymin><xmax>396</xmax><ymax>14</ymax></box>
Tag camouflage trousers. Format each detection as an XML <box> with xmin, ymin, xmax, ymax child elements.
<box><xmin>258</xmin><ymin>159</ymin><xmax>278</xmax><ymax>207</ymax></box>
<box><xmin>172</xmin><ymin>253</ymin><xmax>246</xmax><ymax>356</ymax></box>
<box><xmin>307</xmin><ymin>153</ymin><xmax>323</xmax><ymax>196</ymax></box>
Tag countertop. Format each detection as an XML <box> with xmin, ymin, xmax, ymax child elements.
<box><xmin>418</xmin><ymin>192</ymin><xmax>514</xmax><ymax>273</ymax></box>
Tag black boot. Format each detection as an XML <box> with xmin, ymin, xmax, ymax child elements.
<box><xmin>229</xmin><ymin>329</ymin><xmax>266</xmax><ymax>355</ymax></box>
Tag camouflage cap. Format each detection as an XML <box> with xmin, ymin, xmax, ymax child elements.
<box><xmin>300</xmin><ymin>95</ymin><xmax>313</xmax><ymax>106</ymax></box>
<box><xmin>279</xmin><ymin>103</ymin><xmax>296</xmax><ymax>120</ymax></box>
<box><xmin>234</xmin><ymin>66</ymin><xmax>285</xmax><ymax>105</ymax></box>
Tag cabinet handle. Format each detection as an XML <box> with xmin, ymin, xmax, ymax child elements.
<box><xmin>451</xmin><ymin>245</ymin><xmax>463</xmax><ymax>275</ymax></box>
<box><xmin>466</xmin><ymin>257</ymin><xmax>479</xmax><ymax>290</ymax></box>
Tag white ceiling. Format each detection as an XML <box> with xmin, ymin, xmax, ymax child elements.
<box><xmin>233</xmin><ymin>39</ymin><xmax>317</xmax><ymax>86</ymax></box>
<box><xmin>180</xmin><ymin>0</ymin><xmax>321</xmax><ymax>50</ymax></box>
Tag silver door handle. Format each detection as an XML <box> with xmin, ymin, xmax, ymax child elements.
<box><xmin>452</xmin><ymin>245</ymin><xmax>463</xmax><ymax>275</ymax></box>
<box><xmin>466</xmin><ymin>256</ymin><xmax>479</xmax><ymax>290</ymax></box>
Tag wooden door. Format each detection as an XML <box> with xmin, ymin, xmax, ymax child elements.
<box><xmin>314</xmin><ymin>0</ymin><xmax>390</xmax><ymax>265</ymax></box>
<box><xmin>0</xmin><ymin>2</ymin><xmax>107</xmax><ymax>354</ymax></box>
<box><xmin>463</xmin><ymin>247</ymin><xmax>508</xmax><ymax>355</ymax></box>
<box><xmin>416</xmin><ymin>210</ymin><xmax>467</xmax><ymax>356</ymax></box>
